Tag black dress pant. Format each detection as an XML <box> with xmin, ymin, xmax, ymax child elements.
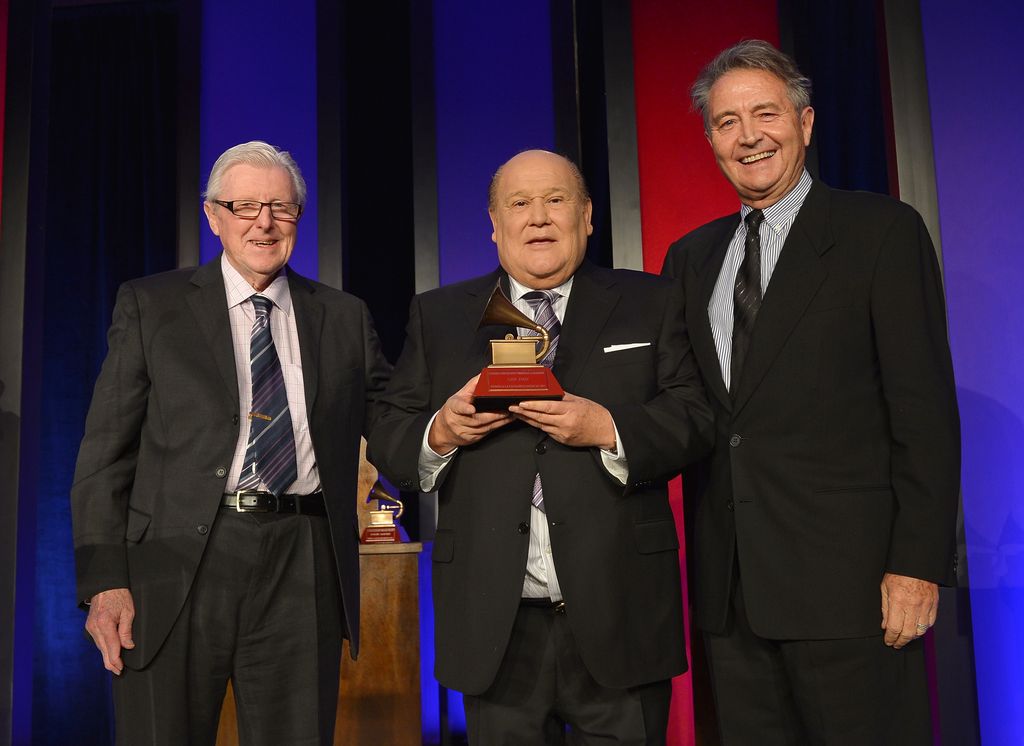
<box><xmin>112</xmin><ymin>510</ymin><xmax>345</xmax><ymax>746</ymax></box>
<box><xmin>704</xmin><ymin>577</ymin><xmax>932</xmax><ymax>746</ymax></box>
<box><xmin>463</xmin><ymin>602</ymin><xmax>672</xmax><ymax>745</ymax></box>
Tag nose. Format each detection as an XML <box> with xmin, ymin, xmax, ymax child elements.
<box><xmin>527</xmin><ymin>198</ymin><xmax>550</xmax><ymax>226</ymax></box>
<box><xmin>254</xmin><ymin>203</ymin><xmax>275</xmax><ymax>228</ymax></box>
<box><xmin>738</xmin><ymin>115</ymin><xmax>761</xmax><ymax>146</ymax></box>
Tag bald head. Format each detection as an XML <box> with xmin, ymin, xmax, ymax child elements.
<box><xmin>488</xmin><ymin>150</ymin><xmax>589</xmax><ymax>211</ymax></box>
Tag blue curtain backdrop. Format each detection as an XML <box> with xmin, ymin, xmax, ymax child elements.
<box><xmin>20</xmin><ymin>3</ymin><xmax>179</xmax><ymax>743</ymax></box>
<box><xmin>781</xmin><ymin>0</ymin><xmax>891</xmax><ymax>194</ymax></box>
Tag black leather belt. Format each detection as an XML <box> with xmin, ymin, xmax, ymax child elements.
<box><xmin>520</xmin><ymin>597</ymin><xmax>567</xmax><ymax>613</ymax></box>
<box><xmin>221</xmin><ymin>490</ymin><xmax>327</xmax><ymax>516</ymax></box>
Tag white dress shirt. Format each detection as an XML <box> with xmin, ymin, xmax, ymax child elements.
<box><xmin>417</xmin><ymin>274</ymin><xmax>628</xmax><ymax>601</ymax></box>
<box><xmin>221</xmin><ymin>254</ymin><xmax>320</xmax><ymax>494</ymax></box>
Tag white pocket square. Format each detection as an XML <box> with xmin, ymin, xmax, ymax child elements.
<box><xmin>603</xmin><ymin>342</ymin><xmax>652</xmax><ymax>353</ymax></box>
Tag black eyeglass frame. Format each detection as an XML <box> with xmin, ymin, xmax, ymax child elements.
<box><xmin>212</xmin><ymin>199</ymin><xmax>304</xmax><ymax>221</ymax></box>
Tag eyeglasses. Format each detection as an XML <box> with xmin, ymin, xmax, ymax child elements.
<box><xmin>213</xmin><ymin>199</ymin><xmax>303</xmax><ymax>221</ymax></box>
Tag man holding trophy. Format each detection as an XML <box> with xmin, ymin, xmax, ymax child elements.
<box><xmin>369</xmin><ymin>150</ymin><xmax>713</xmax><ymax>743</ymax></box>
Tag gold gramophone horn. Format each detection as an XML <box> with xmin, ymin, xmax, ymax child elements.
<box><xmin>367</xmin><ymin>480</ymin><xmax>403</xmax><ymax>520</ymax></box>
<box><xmin>477</xmin><ymin>283</ymin><xmax>550</xmax><ymax>362</ymax></box>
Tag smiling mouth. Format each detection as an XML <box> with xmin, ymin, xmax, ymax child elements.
<box><xmin>740</xmin><ymin>150</ymin><xmax>776</xmax><ymax>164</ymax></box>
<box><xmin>251</xmin><ymin>240</ymin><xmax>277</xmax><ymax>247</ymax></box>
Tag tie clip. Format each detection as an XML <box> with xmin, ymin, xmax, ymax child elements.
<box><xmin>248</xmin><ymin>412</ymin><xmax>272</xmax><ymax>421</ymax></box>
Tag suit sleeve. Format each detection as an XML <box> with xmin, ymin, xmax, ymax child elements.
<box><xmin>871</xmin><ymin>208</ymin><xmax>961</xmax><ymax>585</ymax></box>
<box><xmin>606</xmin><ymin>279</ymin><xmax>714</xmax><ymax>486</ymax></box>
<box><xmin>70</xmin><ymin>282</ymin><xmax>150</xmax><ymax>605</ymax></box>
<box><xmin>357</xmin><ymin>298</ymin><xmax>393</xmax><ymax>439</ymax></box>
<box><xmin>367</xmin><ymin>295</ymin><xmax>441</xmax><ymax>491</ymax></box>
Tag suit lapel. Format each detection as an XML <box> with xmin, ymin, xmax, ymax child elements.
<box><xmin>556</xmin><ymin>262</ymin><xmax>618</xmax><ymax>392</ymax></box>
<box><xmin>692</xmin><ymin>219</ymin><xmax>737</xmax><ymax>411</ymax></box>
<box><xmin>731</xmin><ymin>182</ymin><xmax>833</xmax><ymax>414</ymax></box>
<box><xmin>288</xmin><ymin>270</ymin><xmax>324</xmax><ymax>413</ymax></box>
<box><xmin>186</xmin><ymin>258</ymin><xmax>238</xmax><ymax>403</ymax></box>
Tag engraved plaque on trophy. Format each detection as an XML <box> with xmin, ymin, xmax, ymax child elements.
<box><xmin>360</xmin><ymin>481</ymin><xmax>405</xmax><ymax>544</ymax></box>
<box><xmin>472</xmin><ymin>283</ymin><xmax>565</xmax><ymax>412</ymax></box>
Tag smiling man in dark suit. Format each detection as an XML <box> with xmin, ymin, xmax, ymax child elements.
<box><xmin>71</xmin><ymin>141</ymin><xmax>390</xmax><ymax>745</ymax></box>
<box><xmin>369</xmin><ymin>149</ymin><xmax>713</xmax><ymax>744</ymax></box>
<box><xmin>661</xmin><ymin>41</ymin><xmax>961</xmax><ymax>745</ymax></box>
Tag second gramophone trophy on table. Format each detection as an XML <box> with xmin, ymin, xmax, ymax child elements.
<box><xmin>361</xmin><ymin>481</ymin><xmax>406</xmax><ymax>544</ymax></box>
<box><xmin>472</xmin><ymin>283</ymin><xmax>565</xmax><ymax>411</ymax></box>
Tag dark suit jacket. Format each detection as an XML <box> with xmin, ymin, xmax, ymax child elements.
<box><xmin>368</xmin><ymin>261</ymin><xmax>714</xmax><ymax>694</ymax></box>
<box><xmin>71</xmin><ymin>257</ymin><xmax>391</xmax><ymax>668</ymax></box>
<box><xmin>662</xmin><ymin>180</ymin><xmax>960</xmax><ymax>640</ymax></box>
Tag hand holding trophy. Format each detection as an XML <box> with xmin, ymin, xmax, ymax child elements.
<box><xmin>472</xmin><ymin>283</ymin><xmax>565</xmax><ymax>411</ymax></box>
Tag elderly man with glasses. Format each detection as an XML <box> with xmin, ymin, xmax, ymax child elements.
<box><xmin>71</xmin><ymin>141</ymin><xmax>391</xmax><ymax>745</ymax></box>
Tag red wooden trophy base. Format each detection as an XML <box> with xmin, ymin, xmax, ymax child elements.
<box><xmin>361</xmin><ymin>525</ymin><xmax>400</xmax><ymax>544</ymax></box>
<box><xmin>473</xmin><ymin>365</ymin><xmax>564</xmax><ymax>412</ymax></box>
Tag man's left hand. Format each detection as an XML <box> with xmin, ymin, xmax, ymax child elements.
<box><xmin>509</xmin><ymin>393</ymin><xmax>617</xmax><ymax>450</ymax></box>
<box><xmin>880</xmin><ymin>572</ymin><xmax>938</xmax><ymax>649</ymax></box>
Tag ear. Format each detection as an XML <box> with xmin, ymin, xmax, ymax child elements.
<box><xmin>800</xmin><ymin>107</ymin><xmax>815</xmax><ymax>146</ymax></box>
<box><xmin>584</xmin><ymin>199</ymin><xmax>594</xmax><ymax>236</ymax></box>
<box><xmin>488</xmin><ymin>209</ymin><xmax>498</xmax><ymax>244</ymax></box>
<box><xmin>203</xmin><ymin>201</ymin><xmax>222</xmax><ymax>237</ymax></box>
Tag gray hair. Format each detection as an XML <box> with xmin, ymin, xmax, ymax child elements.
<box><xmin>203</xmin><ymin>140</ymin><xmax>307</xmax><ymax>205</ymax></box>
<box><xmin>691</xmin><ymin>40</ymin><xmax>812</xmax><ymax>132</ymax></box>
<box><xmin>487</xmin><ymin>150</ymin><xmax>590</xmax><ymax>211</ymax></box>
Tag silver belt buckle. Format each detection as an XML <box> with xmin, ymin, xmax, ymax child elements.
<box><xmin>234</xmin><ymin>490</ymin><xmax>276</xmax><ymax>512</ymax></box>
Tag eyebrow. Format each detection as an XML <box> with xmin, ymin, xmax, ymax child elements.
<box><xmin>505</xmin><ymin>188</ymin><xmax>572</xmax><ymax>200</ymax></box>
<box><xmin>712</xmin><ymin>100</ymin><xmax>784</xmax><ymax>121</ymax></box>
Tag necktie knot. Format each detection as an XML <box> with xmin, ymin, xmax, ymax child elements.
<box><xmin>744</xmin><ymin>208</ymin><xmax>764</xmax><ymax>239</ymax></box>
<box><xmin>251</xmin><ymin>294</ymin><xmax>273</xmax><ymax>317</ymax></box>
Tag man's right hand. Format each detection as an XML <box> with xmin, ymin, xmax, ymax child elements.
<box><xmin>428</xmin><ymin>374</ymin><xmax>512</xmax><ymax>454</ymax></box>
<box><xmin>85</xmin><ymin>587</ymin><xmax>136</xmax><ymax>675</ymax></box>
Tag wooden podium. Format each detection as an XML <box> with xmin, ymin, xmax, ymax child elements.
<box><xmin>216</xmin><ymin>443</ymin><xmax>423</xmax><ymax>744</ymax></box>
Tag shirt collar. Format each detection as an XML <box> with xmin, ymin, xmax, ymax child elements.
<box><xmin>739</xmin><ymin>169</ymin><xmax>813</xmax><ymax>229</ymax></box>
<box><xmin>220</xmin><ymin>253</ymin><xmax>292</xmax><ymax>316</ymax></box>
<box><xmin>507</xmin><ymin>274</ymin><xmax>574</xmax><ymax>302</ymax></box>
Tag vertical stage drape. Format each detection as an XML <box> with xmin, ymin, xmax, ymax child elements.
<box><xmin>198</xmin><ymin>0</ymin><xmax>317</xmax><ymax>278</ymax></box>
<box><xmin>22</xmin><ymin>4</ymin><xmax>179</xmax><ymax>744</ymax></box>
<box><xmin>921</xmin><ymin>2</ymin><xmax>1024</xmax><ymax>742</ymax></box>
<box><xmin>630</xmin><ymin>4</ymin><xmax>778</xmax><ymax>744</ymax></box>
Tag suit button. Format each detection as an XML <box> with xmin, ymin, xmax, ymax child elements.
<box><xmin>196</xmin><ymin>524</ymin><xmax>209</xmax><ymax>535</ymax></box>
<box><xmin>517</xmin><ymin>522</ymin><xmax>530</xmax><ymax>534</ymax></box>
<box><xmin>535</xmin><ymin>443</ymin><xmax>546</xmax><ymax>455</ymax></box>
<box><xmin>232</xmin><ymin>414</ymin><xmax>240</xmax><ymax>425</ymax></box>
<box><xmin>729</xmin><ymin>434</ymin><xmax>742</xmax><ymax>447</ymax></box>
<box><xmin>726</xmin><ymin>500</ymin><xmax>734</xmax><ymax>511</ymax></box>
<box><xmin>215</xmin><ymin>467</ymin><xmax>227</xmax><ymax>478</ymax></box>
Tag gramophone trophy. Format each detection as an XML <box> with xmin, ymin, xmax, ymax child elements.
<box><xmin>472</xmin><ymin>283</ymin><xmax>565</xmax><ymax>411</ymax></box>
<box><xmin>360</xmin><ymin>481</ymin><xmax>405</xmax><ymax>544</ymax></box>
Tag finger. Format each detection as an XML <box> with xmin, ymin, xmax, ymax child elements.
<box><xmin>512</xmin><ymin>400</ymin><xmax>564</xmax><ymax>415</ymax></box>
<box><xmin>92</xmin><ymin>621</ymin><xmax>125</xmax><ymax>674</ymax></box>
<box><xmin>119</xmin><ymin>613</ymin><xmax>136</xmax><ymax>650</ymax></box>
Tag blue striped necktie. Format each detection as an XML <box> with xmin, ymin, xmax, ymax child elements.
<box><xmin>237</xmin><ymin>294</ymin><xmax>297</xmax><ymax>496</ymax></box>
<box><xmin>523</xmin><ymin>290</ymin><xmax>560</xmax><ymax>512</ymax></box>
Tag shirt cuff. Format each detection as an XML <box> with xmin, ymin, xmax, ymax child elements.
<box><xmin>418</xmin><ymin>410</ymin><xmax>457</xmax><ymax>492</ymax></box>
<box><xmin>599</xmin><ymin>419</ymin><xmax>628</xmax><ymax>485</ymax></box>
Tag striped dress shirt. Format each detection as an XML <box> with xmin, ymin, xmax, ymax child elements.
<box><xmin>708</xmin><ymin>170</ymin><xmax>813</xmax><ymax>390</ymax></box>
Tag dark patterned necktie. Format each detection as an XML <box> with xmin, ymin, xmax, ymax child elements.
<box><xmin>522</xmin><ymin>290</ymin><xmax>560</xmax><ymax>512</ymax></box>
<box><xmin>731</xmin><ymin>209</ymin><xmax>764</xmax><ymax>393</ymax></box>
<box><xmin>236</xmin><ymin>294</ymin><xmax>297</xmax><ymax>496</ymax></box>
